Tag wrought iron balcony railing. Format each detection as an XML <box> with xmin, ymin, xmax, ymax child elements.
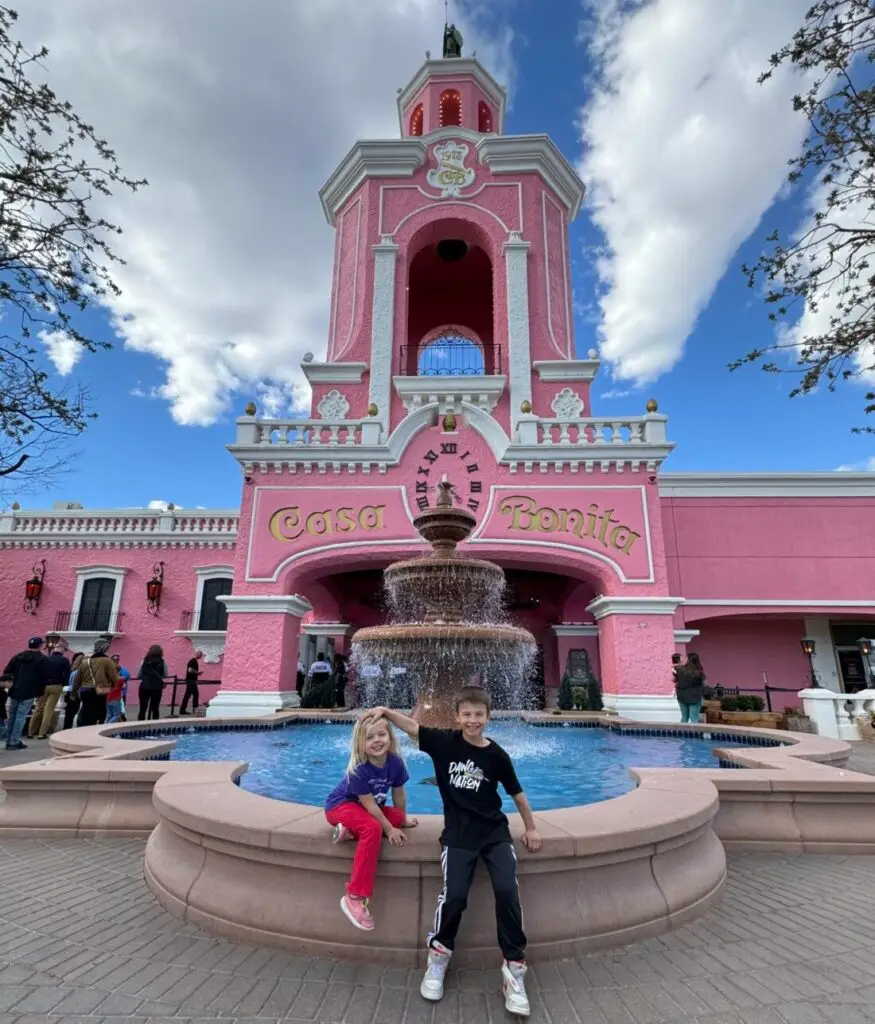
<box><xmin>399</xmin><ymin>342</ymin><xmax>503</xmax><ymax>377</ymax></box>
<box><xmin>54</xmin><ymin>610</ymin><xmax>125</xmax><ymax>633</ymax></box>
<box><xmin>179</xmin><ymin>608</ymin><xmax>228</xmax><ymax>632</ymax></box>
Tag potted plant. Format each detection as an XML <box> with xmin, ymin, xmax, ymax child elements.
<box><xmin>856</xmin><ymin>708</ymin><xmax>875</xmax><ymax>741</ymax></box>
<box><xmin>557</xmin><ymin>672</ymin><xmax>574</xmax><ymax>712</ymax></box>
<box><xmin>781</xmin><ymin>705</ymin><xmax>814</xmax><ymax>733</ymax></box>
<box><xmin>572</xmin><ymin>686</ymin><xmax>587</xmax><ymax>711</ymax></box>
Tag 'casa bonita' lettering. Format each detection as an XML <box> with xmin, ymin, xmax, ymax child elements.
<box><xmin>268</xmin><ymin>504</ymin><xmax>386</xmax><ymax>542</ymax></box>
<box><xmin>497</xmin><ymin>495</ymin><xmax>640</xmax><ymax>556</ymax></box>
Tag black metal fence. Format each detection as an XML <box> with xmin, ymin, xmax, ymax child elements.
<box><xmin>708</xmin><ymin>683</ymin><xmax>800</xmax><ymax>712</ymax></box>
<box><xmin>399</xmin><ymin>341</ymin><xmax>502</xmax><ymax>376</ymax></box>
<box><xmin>54</xmin><ymin>610</ymin><xmax>125</xmax><ymax>633</ymax></box>
<box><xmin>178</xmin><ymin>608</ymin><xmax>227</xmax><ymax>631</ymax></box>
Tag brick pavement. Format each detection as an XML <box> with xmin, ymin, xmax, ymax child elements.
<box><xmin>1</xmin><ymin>838</ymin><xmax>875</xmax><ymax>1023</ymax></box>
<box><xmin>3</xmin><ymin>737</ymin><xmax>875</xmax><ymax>1022</ymax></box>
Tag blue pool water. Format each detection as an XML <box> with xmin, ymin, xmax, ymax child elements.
<box><xmin>129</xmin><ymin>720</ymin><xmax>779</xmax><ymax>812</ymax></box>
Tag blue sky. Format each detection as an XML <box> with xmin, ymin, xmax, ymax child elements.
<box><xmin>5</xmin><ymin>0</ymin><xmax>870</xmax><ymax>512</ymax></box>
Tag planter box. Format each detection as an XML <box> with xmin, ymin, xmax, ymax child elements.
<box><xmin>783</xmin><ymin>714</ymin><xmax>815</xmax><ymax>734</ymax></box>
<box><xmin>718</xmin><ymin>711</ymin><xmax>784</xmax><ymax>729</ymax></box>
<box><xmin>857</xmin><ymin>718</ymin><xmax>875</xmax><ymax>742</ymax></box>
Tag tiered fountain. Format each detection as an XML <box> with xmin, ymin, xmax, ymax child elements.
<box><xmin>351</xmin><ymin>477</ymin><xmax>536</xmax><ymax>727</ymax></box>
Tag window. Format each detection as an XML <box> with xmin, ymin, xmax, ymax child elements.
<box><xmin>409</xmin><ymin>104</ymin><xmax>424</xmax><ymax>136</ymax></box>
<box><xmin>77</xmin><ymin>578</ymin><xmax>116</xmax><ymax>632</ymax></box>
<box><xmin>439</xmin><ymin>89</ymin><xmax>462</xmax><ymax>127</ymax></box>
<box><xmin>198</xmin><ymin>577</ymin><xmax>233</xmax><ymax>631</ymax></box>
<box><xmin>418</xmin><ymin>333</ymin><xmax>485</xmax><ymax>376</ymax></box>
<box><xmin>478</xmin><ymin>101</ymin><xmax>493</xmax><ymax>133</ymax></box>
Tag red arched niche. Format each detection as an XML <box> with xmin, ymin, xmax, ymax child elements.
<box><xmin>478</xmin><ymin>101</ymin><xmax>493</xmax><ymax>133</ymax></box>
<box><xmin>439</xmin><ymin>89</ymin><xmax>462</xmax><ymax>127</ymax></box>
<box><xmin>403</xmin><ymin>217</ymin><xmax>496</xmax><ymax>376</ymax></box>
<box><xmin>409</xmin><ymin>104</ymin><xmax>424</xmax><ymax>137</ymax></box>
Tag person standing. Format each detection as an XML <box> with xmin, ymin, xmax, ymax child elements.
<box><xmin>137</xmin><ymin>645</ymin><xmax>169</xmax><ymax>721</ymax></box>
<box><xmin>179</xmin><ymin>650</ymin><xmax>203</xmax><ymax>715</ymax></box>
<box><xmin>105</xmin><ymin>654</ymin><xmax>130</xmax><ymax>724</ymax></box>
<box><xmin>334</xmin><ymin>653</ymin><xmax>349</xmax><ymax>709</ymax></box>
<box><xmin>2</xmin><ymin>637</ymin><xmax>49</xmax><ymax>750</ymax></box>
<box><xmin>28</xmin><ymin>641</ymin><xmax>70</xmax><ymax>740</ymax></box>
<box><xmin>76</xmin><ymin>638</ymin><xmax>119</xmax><ymax>727</ymax></box>
<box><xmin>62</xmin><ymin>653</ymin><xmax>84</xmax><ymax>729</ymax></box>
<box><xmin>675</xmin><ymin>652</ymin><xmax>707</xmax><ymax>724</ymax></box>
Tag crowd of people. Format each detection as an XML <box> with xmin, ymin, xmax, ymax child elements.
<box><xmin>0</xmin><ymin>635</ymin><xmax>205</xmax><ymax>749</ymax></box>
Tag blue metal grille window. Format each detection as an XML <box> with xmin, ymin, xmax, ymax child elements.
<box><xmin>416</xmin><ymin>335</ymin><xmax>487</xmax><ymax>376</ymax></box>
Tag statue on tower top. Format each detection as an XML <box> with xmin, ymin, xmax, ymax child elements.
<box><xmin>443</xmin><ymin>23</ymin><xmax>463</xmax><ymax>58</ymax></box>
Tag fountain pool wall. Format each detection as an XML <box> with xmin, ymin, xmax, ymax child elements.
<box><xmin>1</xmin><ymin>711</ymin><xmax>874</xmax><ymax>967</ymax></box>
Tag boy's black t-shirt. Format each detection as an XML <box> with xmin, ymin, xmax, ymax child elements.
<box><xmin>185</xmin><ymin>658</ymin><xmax>199</xmax><ymax>683</ymax></box>
<box><xmin>418</xmin><ymin>727</ymin><xmax>523</xmax><ymax>850</ymax></box>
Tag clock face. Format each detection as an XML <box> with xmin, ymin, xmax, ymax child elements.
<box><xmin>411</xmin><ymin>436</ymin><xmax>486</xmax><ymax>517</ymax></box>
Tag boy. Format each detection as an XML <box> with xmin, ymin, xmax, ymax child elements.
<box><xmin>368</xmin><ymin>687</ymin><xmax>541</xmax><ymax>1018</ymax></box>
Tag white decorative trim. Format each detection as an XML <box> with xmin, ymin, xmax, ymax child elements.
<box><xmin>317</xmin><ymin>390</ymin><xmax>351</xmax><ymax>421</ymax></box>
<box><xmin>533</xmin><ymin>359</ymin><xmax>600</xmax><ymax>382</ymax></box>
<box><xmin>551</xmin><ymin>387</ymin><xmax>584</xmax><ymax>419</ymax></box>
<box><xmin>205</xmin><ymin>690</ymin><xmax>301</xmax><ymax>719</ymax></box>
<box><xmin>0</xmin><ymin>510</ymin><xmax>238</xmax><ymax>548</ymax></box>
<box><xmin>393</xmin><ymin>375</ymin><xmax>506</xmax><ymax>414</ymax></box>
<box><xmin>684</xmin><ymin>599</ymin><xmax>875</xmax><ymax>608</ymax></box>
<box><xmin>53</xmin><ymin>630</ymin><xmax>126</xmax><ymax>648</ymax></box>
<box><xmin>218</xmin><ymin>594</ymin><xmax>313</xmax><ymax>616</ymax></box>
<box><xmin>397</xmin><ymin>59</ymin><xmax>507</xmax><ymax>135</ymax></box>
<box><xmin>426</xmin><ymin>140</ymin><xmax>476</xmax><ymax>197</ymax></box>
<box><xmin>504</xmin><ymin>233</ymin><xmax>533</xmax><ymax>416</ymax></box>
<box><xmin>551</xmin><ymin>624</ymin><xmax>599</xmax><ymax>637</ymax></box>
<box><xmin>674</xmin><ymin>629</ymin><xmax>701</xmax><ymax>645</ymax></box>
<box><xmin>319</xmin><ymin>141</ymin><xmax>427</xmax><ymax>226</ymax></box>
<box><xmin>174</xmin><ymin>631</ymin><xmax>226</xmax><ymax>664</ymax></box>
<box><xmin>601</xmin><ymin>694</ymin><xmax>681</xmax><ymax>724</ymax></box>
<box><xmin>301</xmin><ymin>362</ymin><xmax>368</xmax><ymax>385</ymax></box>
<box><xmin>368</xmin><ymin>238</ymin><xmax>399</xmax><ymax>428</ymax></box>
<box><xmin>658</xmin><ymin>472</ymin><xmax>875</xmax><ymax>497</ymax></box>
<box><xmin>478</xmin><ymin>135</ymin><xmax>586</xmax><ymax>219</ymax></box>
<box><xmin>587</xmin><ymin>596</ymin><xmax>685</xmax><ymax>619</ymax></box>
<box><xmin>302</xmin><ymin>621</ymin><xmax>351</xmax><ymax>638</ymax></box>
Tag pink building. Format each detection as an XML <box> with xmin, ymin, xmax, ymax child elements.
<box><xmin>2</xmin><ymin>50</ymin><xmax>873</xmax><ymax>718</ymax></box>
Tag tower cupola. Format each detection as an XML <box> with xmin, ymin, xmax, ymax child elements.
<box><xmin>398</xmin><ymin>25</ymin><xmax>506</xmax><ymax>138</ymax></box>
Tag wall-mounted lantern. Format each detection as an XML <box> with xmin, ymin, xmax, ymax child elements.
<box><xmin>146</xmin><ymin>561</ymin><xmax>165</xmax><ymax>616</ymax></box>
<box><xmin>23</xmin><ymin>559</ymin><xmax>46</xmax><ymax>614</ymax></box>
<box><xmin>800</xmin><ymin>636</ymin><xmax>820</xmax><ymax>688</ymax></box>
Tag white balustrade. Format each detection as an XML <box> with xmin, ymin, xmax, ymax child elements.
<box><xmin>533</xmin><ymin>415</ymin><xmax>668</xmax><ymax>448</ymax></box>
<box><xmin>0</xmin><ymin>509</ymin><xmax>239</xmax><ymax>543</ymax></box>
<box><xmin>253</xmin><ymin>418</ymin><xmax>366</xmax><ymax>447</ymax></box>
<box><xmin>800</xmin><ymin>687</ymin><xmax>875</xmax><ymax>740</ymax></box>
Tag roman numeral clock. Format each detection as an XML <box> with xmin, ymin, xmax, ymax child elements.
<box><xmin>412</xmin><ymin>441</ymin><xmax>484</xmax><ymax>516</ymax></box>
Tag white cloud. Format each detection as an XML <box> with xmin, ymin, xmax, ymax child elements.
<box><xmin>600</xmin><ymin>388</ymin><xmax>631</xmax><ymax>399</ymax></box>
<box><xmin>578</xmin><ymin>0</ymin><xmax>812</xmax><ymax>385</ymax></box>
<box><xmin>146</xmin><ymin>499</ymin><xmax>181</xmax><ymax>511</ymax></box>
<box><xmin>16</xmin><ymin>2</ymin><xmax>514</xmax><ymax>426</ymax></box>
<box><xmin>39</xmin><ymin>330</ymin><xmax>82</xmax><ymax>376</ymax></box>
<box><xmin>835</xmin><ymin>459</ymin><xmax>875</xmax><ymax>472</ymax></box>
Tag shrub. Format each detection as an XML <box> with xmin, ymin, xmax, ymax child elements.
<box><xmin>720</xmin><ymin>696</ymin><xmax>739</xmax><ymax>712</ymax></box>
<box><xmin>557</xmin><ymin>673</ymin><xmax>574</xmax><ymax>711</ymax></box>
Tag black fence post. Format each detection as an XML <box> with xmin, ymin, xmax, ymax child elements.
<box><xmin>168</xmin><ymin>676</ymin><xmax>179</xmax><ymax>718</ymax></box>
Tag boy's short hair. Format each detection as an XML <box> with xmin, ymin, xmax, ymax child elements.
<box><xmin>453</xmin><ymin>686</ymin><xmax>493</xmax><ymax>714</ymax></box>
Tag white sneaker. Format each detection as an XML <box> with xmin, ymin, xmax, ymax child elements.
<box><xmin>332</xmin><ymin>823</ymin><xmax>354</xmax><ymax>844</ymax></box>
<box><xmin>502</xmin><ymin>960</ymin><xmax>531</xmax><ymax>1017</ymax></box>
<box><xmin>420</xmin><ymin>942</ymin><xmax>451</xmax><ymax>1001</ymax></box>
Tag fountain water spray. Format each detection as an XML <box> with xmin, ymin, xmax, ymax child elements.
<box><xmin>350</xmin><ymin>476</ymin><xmax>536</xmax><ymax>727</ymax></box>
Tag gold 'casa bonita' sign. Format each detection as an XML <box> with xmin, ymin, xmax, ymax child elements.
<box><xmin>497</xmin><ymin>495</ymin><xmax>641</xmax><ymax>555</ymax></box>
<box><xmin>269</xmin><ymin>504</ymin><xmax>386</xmax><ymax>542</ymax></box>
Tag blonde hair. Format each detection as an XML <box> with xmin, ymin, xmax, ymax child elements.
<box><xmin>347</xmin><ymin>715</ymin><xmax>404</xmax><ymax>775</ymax></box>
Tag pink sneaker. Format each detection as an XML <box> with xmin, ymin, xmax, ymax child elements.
<box><xmin>340</xmin><ymin>895</ymin><xmax>374</xmax><ymax>931</ymax></box>
<box><xmin>332</xmin><ymin>823</ymin><xmax>354</xmax><ymax>844</ymax></box>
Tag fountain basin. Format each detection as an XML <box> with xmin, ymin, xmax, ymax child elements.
<box><xmin>0</xmin><ymin>715</ymin><xmax>869</xmax><ymax>968</ymax></box>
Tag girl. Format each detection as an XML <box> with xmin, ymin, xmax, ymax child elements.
<box><xmin>324</xmin><ymin>715</ymin><xmax>418</xmax><ymax>932</ymax></box>
<box><xmin>137</xmin><ymin>645</ymin><xmax>169</xmax><ymax>721</ymax></box>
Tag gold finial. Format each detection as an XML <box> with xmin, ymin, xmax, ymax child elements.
<box><xmin>646</xmin><ymin>398</ymin><xmax>658</xmax><ymax>413</ymax></box>
<box><xmin>442</xmin><ymin>412</ymin><xmax>457</xmax><ymax>432</ymax></box>
<box><xmin>244</xmin><ymin>401</ymin><xmax>256</xmax><ymax>416</ymax></box>
<box><xmin>367</xmin><ymin>403</ymin><xmax>379</xmax><ymax>417</ymax></box>
<box><xmin>167</xmin><ymin>502</ymin><xmax>175</xmax><ymax>511</ymax></box>
<box><xmin>520</xmin><ymin>399</ymin><xmax>532</xmax><ymax>414</ymax></box>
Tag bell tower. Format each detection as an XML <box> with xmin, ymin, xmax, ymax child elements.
<box><xmin>307</xmin><ymin>25</ymin><xmax>591</xmax><ymax>442</ymax></box>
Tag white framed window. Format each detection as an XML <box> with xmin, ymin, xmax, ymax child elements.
<box><xmin>176</xmin><ymin>565</ymin><xmax>234</xmax><ymax>663</ymax></box>
<box><xmin>69</xmin><ymin>565</ymin><xmax>128</xmax><ymax>634</ymax></box>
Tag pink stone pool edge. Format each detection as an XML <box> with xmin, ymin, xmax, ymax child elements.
<box><xmin>0</xmin><ymin>712</ymin><xmax>872</xmax><ymax>967</ymax></box>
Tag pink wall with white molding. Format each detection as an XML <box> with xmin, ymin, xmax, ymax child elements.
<box><xmin>0</xmin><ymin>545</ymin><xmax>231</xmax><ymax>682</ymax></box>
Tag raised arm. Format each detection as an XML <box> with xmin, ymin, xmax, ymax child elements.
<box><xmin>367</xmin><ymin>706</ymin><xmax>419</xmax><ymax>739</ymax></box>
